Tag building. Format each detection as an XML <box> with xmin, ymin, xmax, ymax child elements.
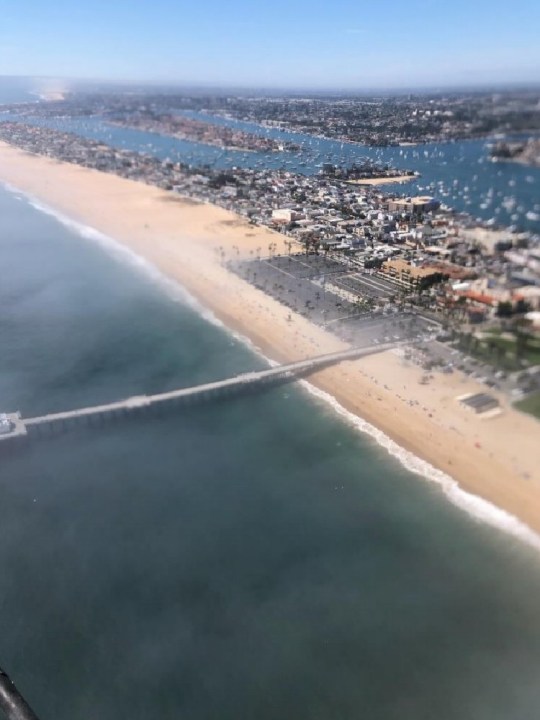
<box><xmin>387</xmin><ymin>196</ymin><xmax>440</xmax><ymax>215</ymax></box>
<box><xmin>271</xmin><ymin>208</ymin><xmax>304</xmax><ymax>224</ymax></box>
<box><xmin>380</xmin><ymin>258</ymin><xmax>444</xmax><ymax>290</ymax></box>
<box><xmin>525</xmin><ymin>311</ymin><xmax>540</xmax><ymax>329</ymax></box>
<box><xmin>514</xmin><ymin>286</ymin><xmax>540</xmax><ymax>310</ymax></box>
<box><xmin>0</xmin><ymin>414</ymin><xmax>13</xmax><ymax>435</ymax></box>
<box><xmin>460</xmin><ymin>393</ymin><xmax>500</xmax><ymax>414</ymax></box>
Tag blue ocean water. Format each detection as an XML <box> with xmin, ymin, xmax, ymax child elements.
<box><xmin>2</xmin><ymin>182</ymin><xmax>540</xmax><ymax>720</ymax></box>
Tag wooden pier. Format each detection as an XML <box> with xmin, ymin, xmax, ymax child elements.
<box><xmin>0</xmin><ymin>342</ymin><xmax>403</xmax><ymax>442</ymax></box>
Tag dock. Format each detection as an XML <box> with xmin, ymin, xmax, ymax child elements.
<box><xmin>0</xmin><ymin>342</ymin><xmax>404</xmax><ymax>443</ymax></box>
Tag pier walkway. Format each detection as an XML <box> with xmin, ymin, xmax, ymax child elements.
<box><xmin>1</xmin><ymin>342</ymin><xmax>404</xmax><ymax>442</ymax></box>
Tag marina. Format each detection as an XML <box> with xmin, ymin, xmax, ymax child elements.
<box><xmin>1</xmin><ymin>108</ymin><xmax>539</xmax><ymax>233</ymax></box>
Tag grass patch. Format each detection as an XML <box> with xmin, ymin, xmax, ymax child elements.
<box><xmin>515</xmin><ymin>392</ymin><xmax>540</xmax><ymax>420</ymax></box>
<box><xmin>456</xmin><ymin>332</ymin><xmax>540</xmax><ymax>371</ymax></box>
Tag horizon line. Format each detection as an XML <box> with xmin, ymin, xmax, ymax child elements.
<box><xmin>2</xmin><ymin>74</ymin><xmax>540</xmax><ymax>96</ymax></box>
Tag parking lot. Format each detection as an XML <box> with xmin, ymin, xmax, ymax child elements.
<box><xmin>420</xmin><ymin>341</ymin><xmax>521</xmax><ymax>396</ymax></box>
<box><xmin>333</xmin><ymin>272</ymin><xmax>397</xmax><ymax>300</ymax></box>
<box><xmin>230</xmin><ymin>253</ymin><xmax>436</xmax><ymax>347</ymax></box>
<box><xmin>230</xmin><ymin>253</ymin><xmax>537</xmax><ymax>403</ymax></box>
<box><xmin>233</xmin><ymin>256</ymin><xmax>357</xmax><ymax>325</ymax></box>
<box><xmin>266</xmin><ymin>254</ymin><xmax>345</xmax><ymax>279</ymax></box>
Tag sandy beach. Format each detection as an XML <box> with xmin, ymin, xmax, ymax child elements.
<box><xmin>346</xmin><ymin>175</ymin><xmax>415</xmax><ymax>186</ymax></box>
<box><xmin>1</xmin><ymin>141</ymin><xmax>540</xmax><ymax>536</ymax></box>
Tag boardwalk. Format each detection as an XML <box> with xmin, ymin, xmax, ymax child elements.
<box><xmin>1</xmin><ymin>342</ymin><xmax>404</xmax><ymax>442</ymax></box>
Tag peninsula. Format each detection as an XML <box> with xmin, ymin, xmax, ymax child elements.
<box><xmin>110</xmin><ymin>112</ymin><xmax>301</xmax><ymax>154</ymax></box>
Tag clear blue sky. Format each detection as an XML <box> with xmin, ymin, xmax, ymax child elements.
<box><xmin>1</xmin><ymin>0</ymin><xmax>539</xmax><ymax>89</ymax></box>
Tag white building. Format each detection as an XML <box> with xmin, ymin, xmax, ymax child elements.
<box><xmin>0</xmin><ymin>414</ymin><xmax>12</xmax><ymax>435</ymax></box>
<box><xmin>271</xmin><ymin>208</ymin><xmax>304</xmax><ymax>224</ymax></box>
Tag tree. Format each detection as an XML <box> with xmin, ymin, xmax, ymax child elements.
<box><xmin>460</xmin><ymin>332</ymin><xmax>473</xmax><ymax>352</ymax></box>
<box><xmin>514</xmin><ymin>318</ymin><xmax>532</xmax><ymax>364</ymax></box>
<box><xmin>496</xmin><ymin>301</ymin><xmax>513</xmax><ymax>318</ymax></box>
<box><xmin>456</xmin><ymin>295</ymin><xmax>468</xmax><ymax>320</ymax></box>
<box><xmin>515</xmin><ymin>299</ymin><xmax>531</xmax><ymax>315</ymax></box>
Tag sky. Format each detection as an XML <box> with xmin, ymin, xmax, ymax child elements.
<box><xmin>0</xmin><ymin>0</ymin><xmax>539</xmax><ymax>90</ymax></box>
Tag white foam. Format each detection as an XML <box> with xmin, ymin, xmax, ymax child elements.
<box><xmin>3</xmin><ymin>183</ymin><xmax>222</xmax><ymax>325</ymax></box>
<box><xmin>4</xmin><ymin>181</ymin><xmax>540</xmax><ymax>554</ymax></box>
<box><xmin>299</xmin><ymin>380</ymin><xmax>540</xmax><ymax>553</ymax></box>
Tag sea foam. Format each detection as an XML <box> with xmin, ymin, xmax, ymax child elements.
<box><xmin>299</xmin><ymin>380</ymin><xmax>540</xmax><ymax>553</ymax></box>
<box><xmin>5</xmin><ymin>182</ymin><xmax>540</xmax><ymax>554</ymax></box>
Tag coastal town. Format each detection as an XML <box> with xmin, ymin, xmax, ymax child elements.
<box><xmin>153</xmin><ymin>89</ymin><xmax>540</xmax><ymax>146</ymax></box>
<box><xmin>6</xmin><ymin>87</ymin><xmax>540</xmax><ymax>148</ymax></box>
<box><xmin>1</xmin><ymin>118</ymin><xmax>538</xmax><ymax>416</ymax></box>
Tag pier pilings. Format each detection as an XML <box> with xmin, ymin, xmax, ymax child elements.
<box><xmin>1</xmin><ymin>342</ymin><xmax>404</xmax><ymax>448</ymax></box>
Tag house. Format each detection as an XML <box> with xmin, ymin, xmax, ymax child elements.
<box><xmin>387</xmin><ymin>196</ymin><xmax>440</xmax><ymax>215</ymax></box>
<box><xmin>271</xmin><ymin>208</ymin><xmax>304</xmax><ymax>224</ymax></box>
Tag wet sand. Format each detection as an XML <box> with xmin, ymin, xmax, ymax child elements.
<box><xmin>1</xmin><ymin>141</ymin><xmax>539</xmax><ymax>536</ymax></box>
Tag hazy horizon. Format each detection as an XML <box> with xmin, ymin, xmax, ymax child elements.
<box><xmin>2</xmin><ymin>74</ymin><xmax>540</xmax><ymax>98</ymax></box>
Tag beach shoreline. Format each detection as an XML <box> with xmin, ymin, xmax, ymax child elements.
<box><xmin>1</xmin><ymin>141</ymin><xmax>540</xmax><ymax>540</ymax></box>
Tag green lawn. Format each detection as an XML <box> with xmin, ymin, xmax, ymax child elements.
<box><xmin>458</xmin><ymin>332</ymin><xmax>540</xmax><ymax>371</ymax></box>
<box><xmin>515</xmin><ymin>393</ymin><xmax>540</xmax><ymax>420</ymax></box>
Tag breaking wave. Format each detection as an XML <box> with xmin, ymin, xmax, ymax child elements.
<box><xmin>299</xmin><ymin>380</ymin><xmax>540</xmax><ymax>553</ymax></box>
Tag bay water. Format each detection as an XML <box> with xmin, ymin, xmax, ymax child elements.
<box><xmin>1</xmin><ymin>110</ymin><xmax>539</xmax><ymax>233</ymax></box>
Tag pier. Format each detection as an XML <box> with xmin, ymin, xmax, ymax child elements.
<box><xmin>0</xmin><ymin>342</ymin><xmax>404</xmax><ymax>443</ymax></box>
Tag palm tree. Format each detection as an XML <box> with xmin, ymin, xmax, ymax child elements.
<box><xmin>514</xmin><ymin>318</ymin><xmax>532</xmax><ymax>365</ymax></box>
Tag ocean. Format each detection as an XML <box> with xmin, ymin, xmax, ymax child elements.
<box><xmin>2</xmin><ymin>177</ymin><xmax>540</xmax><ymax>720</ymax></box>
